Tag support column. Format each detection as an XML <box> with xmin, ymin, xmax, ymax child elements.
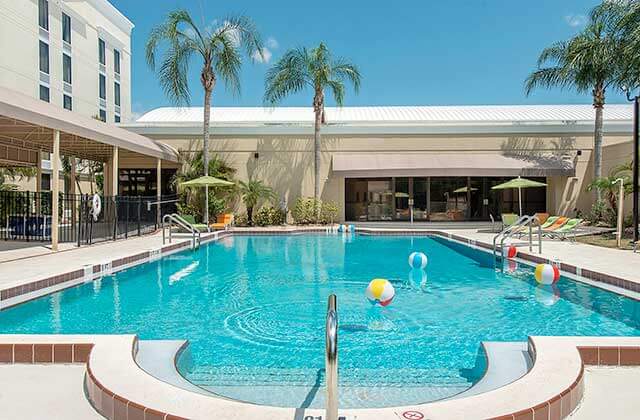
<box><xmin>51</xmin><ymin>130</ymin><xmax>60</xmax><ymax>251</ymax></box>
<box><xmin>35</xmin><ymin>151</ymin><xmax>42</xmax><ymax>214</ymax></box>
<box><xmin>111</xmin><ymin>146</ymin><xmax>119</xmax><ymax>196</ymax></box>
<box><xmin>156</xmin><ymin>158</ymin><xmax>162</xmax><ymax>225</ymax></box>
<box><xmin>70</xmin><ymin>157</ymin><xmax>77</xmax><ymax>225</ymax></box>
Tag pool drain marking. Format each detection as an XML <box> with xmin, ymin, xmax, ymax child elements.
<box><xmin>401</xmin><ymin>410</ymin><xmax>425</xmax><ymax>420</ymax></box>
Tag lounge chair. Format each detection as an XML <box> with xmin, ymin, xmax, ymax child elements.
<box><xmin>178</xmin><ymin>215</ymin><xmax>210</xmax><ymax>233</ymax></box>
<box><xmin>539</xmin><ymin>216</ymin><xmax>560</xmax><ymax>230</ymax></box>
<box><xmin>501</xmin><ymin>213</ymin><xmax>519</xmax><ymax>229</ymax></box>
<box><xmin>211</xmin><ymin>213</ymin><xmax>234</xmax><ymax>231</ymax></box>
<box><xmin>547</xmin><ymin>218</ymin><xmax>583</xmax><ymax>241</ymax></box>
<box><xmin>542</xmin><ymin>216</ymin><xmax>569</xmax><ymax>232</ymax></box>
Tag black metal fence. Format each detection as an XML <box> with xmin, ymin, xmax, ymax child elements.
<box><xmin>0</xmin><ymin>191</ymin><xmax>177</xmax><ymax>245</ymax></box>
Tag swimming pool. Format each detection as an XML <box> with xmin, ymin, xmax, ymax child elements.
<box><xmin>0</xmin><ymin>233</ymin><xmax>639</xmax><ymax>408</ymax></box>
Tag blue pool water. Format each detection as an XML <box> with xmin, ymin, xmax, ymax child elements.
<box><xmin>0</xmin><ymin>234</ymin><xmax>639</xmax><ymax>408</ymax></box>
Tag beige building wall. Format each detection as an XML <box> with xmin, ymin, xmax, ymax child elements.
<box><xmin>146</xmin><ymin>131</ymin><xmax>633</xmax><ymax>221</ymax></box>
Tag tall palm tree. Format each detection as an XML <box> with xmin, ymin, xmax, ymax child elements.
<box><xmin>146</xmin><ymin>10</ymin><xmax>262</xmax><ymax>223</ymax></box>
<box><xmin>264</xmin><ymin>43</ymin><xmax>361</xmax><ymax>208</ymax></box>
<box><xmin>525</xmin><ymin>6</ymin><xmax>627</xmax><ymax>201</ymax></box>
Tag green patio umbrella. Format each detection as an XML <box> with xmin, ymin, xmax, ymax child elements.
<box><xmin>179</xmin><ymin>176</ymin><xmax>235</xmax><ymax>188</ymax></box>
<box><xmin>452</xmin><ymin>186</ymin><xmax>478</xmax><ymax>194</ymax></box>
<box><xmin>491</xmin><ymin>176</ymin><xmax>547</xmax><ymax>216</ymax></box>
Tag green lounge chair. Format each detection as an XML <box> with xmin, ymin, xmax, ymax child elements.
<box><xmin>501</xmin><ymin>213</ymin><xmax>519</xmax><ymax>229</ymax></box>
<box><xmin>547</xmin><ymin>218</ymin><xmax>583</xmax><ymax>241</ymax></box>
<box><xmin>178</xmin><ymin>215</ymin><xmax>210</xmax><ymax>233</ymax></box>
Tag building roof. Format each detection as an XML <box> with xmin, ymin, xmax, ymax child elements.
<box><xmin>0</xmin><ymin>86</ymin><xmax>178</xmax><ymax>163</ymax></box>
<box><xmin>128</xmin><ymin>104</ymin><xmax>633</xmax><ymax>136</ymax></box>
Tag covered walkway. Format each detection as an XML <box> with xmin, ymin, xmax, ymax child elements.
<box><xmin>0</xmin><ymin>86</ymin><xmax>180</xmax><ymax>250</ymax></box>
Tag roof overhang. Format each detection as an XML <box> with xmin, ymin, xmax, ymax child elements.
<box><xmin>124</xmin><ymin>120</ymin><xmax>633</xmax><ymax>137</ymax></box>
<box><xmin>332</xmin><ymin>153</ymin><xmax>576</xmax><ymax>178</ymax></box>
<box><xmin>0</xmin><ymin>87</ymin><xmax>178</xmax><ymax>164</ymax></box>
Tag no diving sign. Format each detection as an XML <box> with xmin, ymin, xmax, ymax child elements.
<box><xmin>399</xmin><ymin>411</ymin><xmax>425</xmax><ymax>420</ymax></box>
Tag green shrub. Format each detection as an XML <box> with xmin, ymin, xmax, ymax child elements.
<box><xmin>208</xmin><ymin>196</ymin><xmax>227</xmax><ymax>220</ymax></box>
<box><xmin>319</xmin><ymin>201</ymin><xmax>339</xmax><ymax>224</ymax></box>
<box><xmin>291</xmin><ymin>197</ymin><xmax>319</xmax><ymax>224</ymax></box>
<box><xmin>254</xmin><ymin>206</ymin><xmax>286</xmax><ymax>226</ymax></box>
<box><xmin>235</xmin><ymin>213</ymin><xmax>248</xmax><ymax>227</ymax></box>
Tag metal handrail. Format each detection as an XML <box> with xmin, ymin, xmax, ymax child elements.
<box><xmin>493</xmin><ymin>215</ymin><xmax>542</xmax><ymax>269</ymax></box>
<box><xmin>162</xmin><ymin>213</ymin><xmax>201</xmax><ymax>249</ymax></box>
<box><xmin>325</xmin><ymin>294</ymin><xmax>338</xmax><ymax>420</ymax></box>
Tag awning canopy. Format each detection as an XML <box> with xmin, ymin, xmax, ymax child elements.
<box><xmin>332</xmin><ymin>153</ymin><xmax>575</xmax><ymax>178</ymax></box>
<box><xmin>0</xmin><ymin>86</ymin><xmax>179</xmax><ymax>165</ymax></box>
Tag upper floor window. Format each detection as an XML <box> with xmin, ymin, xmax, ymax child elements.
<box><xmin>114</xmin><ymin>82</ymin><xmax>121</xmax><ymax>106</ymax></box>
<box><xmin>98</xmin><ymin>38</ymin><xmax>106</xmax><ymax>65</ymax></box>
<box><xmin>38</xmin><ymin>0</ymin><xmax>49</xmax><ymax>30</ymax></box>
<box><xmin>99</xmin><ymin>74</ymin><xmax>106</xmax><ymax>100</ymax></box>
<box><xmin>63</xmin><ymin>94</ymin><xmax>72</xmax><ymax>111</ymax></box>
<box><xmin>39</xmin><ymin>85</ymin><xmax>50</xmax><ymax>102</ymax></box>
<box><xmin>63</xmin><ymin>54</ymin><xmax>72</xmax><ymax>84</ymax></box>
<box><xmin>62</xmin><ymin>13</ymin><xmax>71</xmax><ymax>44</ymax></box>
<box><xmin>115</xmin><ymin>115</ymin><xmax>121</xmax><ymax>123</ymax></box>
<box><xmin>99</xmin><ymin>109</ymin><xmax>106</xmax><ymax>122</ymax></box>
<box><xmin>39</xmin><ymin>41</ymin><xmax>49</xmax><ymax>74</ymax></box>
<box><xmin>114</xmin><ymin>49</ymin><xmax>120</xmax><ymax>75</ymax></box>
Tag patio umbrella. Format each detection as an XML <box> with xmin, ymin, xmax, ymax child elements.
<box><xmin>179</xmin><ymin>176</ymin><xmax>235</xmax><ymax>188</ymax></box>
<box><xmin>491</xmin><ymin>176</ymin><xmax>547</xmax><ymax>216</ymax></box>
<box><xmin>452</xmin><ymin>186</ymin><xmax>478</xmax><ymax>194</ymax></box>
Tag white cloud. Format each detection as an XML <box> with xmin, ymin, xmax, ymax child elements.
<box><xmin>252</xmin><ymin>47</ymin><xmax>273</xmax><ymax>63</ymax></box>
<box><xmin>266</xmin><ymin>37</ymin><xmax>279</xmax><ymax>49</ymax></box>
<box><xmin>251</xmin><ymin>36</ymin><xmax>278</xmax><ymax>64</ymax></box>
<box><xmin>564</xmin><ymin>14</ymin><xmax>587</xmax><ymax>28</ymax></box>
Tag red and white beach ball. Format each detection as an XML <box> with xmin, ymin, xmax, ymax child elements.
<box><xmin>534</xmin><ymin>263</ymin><xmax>560</xmax><ymax>285</ymax></box>
<box><xmin>503</xmin><ymin>245</ymin><xmax>517</xmax><ymax>259</ymax></box>
<box><xmin>365</xmin><ymin>278</ymin><xmax>396</xmax><ymax>307</ymax></box>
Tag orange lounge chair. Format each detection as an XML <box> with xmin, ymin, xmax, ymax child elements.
<box><xmin>211</xmin><ymin>213</ymin><xmax>234</xmax><ymax>231</ymax></box>
<box><xmin>542</xmin><ymin>216</ymin><xmax>568</xmax><ymax>232</ymax></box>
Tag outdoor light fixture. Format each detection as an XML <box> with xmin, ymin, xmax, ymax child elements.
<box><xmin>623</xmin><ymin>86</ymin><xmax>639</xmax><ymax>244</ymax></box>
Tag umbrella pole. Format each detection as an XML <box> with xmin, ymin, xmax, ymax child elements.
<box><xmin>518</xmin><ymin>187</ymin><xmax>522</xmax><ymax>217</ymax></box>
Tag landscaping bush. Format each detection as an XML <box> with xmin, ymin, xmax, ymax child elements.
<box><xmin>254</xmin><ymin>206</ymin><xmax>286</xmax><ymax>226</ymax></box>
<box><xmin>235</xmin><ymin>213</ymin><xmax>248</xmax><ymax>227</ymax></box>
<box><xmin>291</xmin><ymin>197</ymin><xmax>319</xmax><ymax>224</ymax></box>
<box><xmin>291</xmin><ymin>197</ymin><xmax>340</xmax><ymax>225</ymax></box>
<box><xmin>319</xmin><ymin>201</ymin><xmax>339</xmax><ymax>224</ymax></box>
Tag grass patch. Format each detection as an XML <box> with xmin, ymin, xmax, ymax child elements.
<box><xmin>576</xmin><ymin>232</ymin><xmax>635</xmax><ymax>250</ymax></box>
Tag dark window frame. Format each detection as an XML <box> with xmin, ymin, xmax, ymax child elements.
<box><xmin>39</xmin><ymin>41</ymin><xmax>49</xmax><ymax>74</ymax></box>
<box><xmin>62</xmin><ymin>13</ymin><xmax>71</xmax><ymax>44</ymax></box>
<box><xmin>63</xmin><ymin>94</ymin><xmax>72</xmax><ymax>110</ymax></box>
<box><xmin>38</xmin><ymin>0</ymin><xmax>49</xmax><ymax>30</ymax></box>
<box><xmin>99</xmin><ymin>74</ymin><xmax>106</xmax><ymax>100</ymax></box>
<box><xmin>114</xmin><ymin>49</ymin><xmax>120</xmax><ymax>74</ymax></box>
<box><xmin>98</xmin><ymin>38</ymin><xmax>106</xmax><ymax>65</ymax></box>
<box><xmin>114</xmin><ymin>81</ymin><xmax>120</xmax><ymax>106</ymax></box>
<box><xmin>39</xmin><ymin>85</ymin><xmax>50</xmax><ymax>102</ymax></box>
<box><xmin>63</xmin><ymin>53</ymin><xmax>72</xmax><ymax>84</ymax></box>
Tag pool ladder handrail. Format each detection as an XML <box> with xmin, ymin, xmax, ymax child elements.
<box><xmin>493</xmin><ymin>215</ymin><xmax>542</xmax><ymax>269</ymax></box>
<box><xmin>162</xmin><ymin>213</ymin><xmax>201</xmax><ymax>249</ymax></box>
<box><xmin>325</xmin><ymin>294</ymin><xmax>338</xmax><ymax>420</ymax></box>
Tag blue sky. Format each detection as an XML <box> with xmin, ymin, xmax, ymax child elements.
<box><xmin>109</xmin><ymin>0</ymin><xmax>624</xmax><ymax>118</ymax></box>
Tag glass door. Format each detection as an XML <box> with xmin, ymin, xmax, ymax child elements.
<box><xmin>367</xmin><ymin>179</ymin><xmax>393</xmax><ymax>221</ymax></box>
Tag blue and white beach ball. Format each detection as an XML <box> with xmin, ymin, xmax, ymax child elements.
<box><xmin>408</xmin><ymin>252</ymin><xmax>428</xmax><ymax>269</ymax></box>
<box><xmin>366</xmin><ymin>278</ymin><xmax>396</xmax><ymax>307</ymax></box>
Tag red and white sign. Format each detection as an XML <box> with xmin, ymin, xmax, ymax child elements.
<box><xmin>401</xmin><ymin>411</ymin><xmax>425</xmax><ymax>420</ymax></box>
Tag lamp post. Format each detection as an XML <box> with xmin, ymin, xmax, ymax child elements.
<box><xmin>624</xmin><ymin>87</ymin><xmax>639</xmax><ymax>245</ymax></box>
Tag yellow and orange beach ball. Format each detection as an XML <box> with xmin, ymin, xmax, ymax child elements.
<box><xmin>534</xmin><ymin>263</ymin><xmax>560</xmax><ymax>285</ymax></box>
<box><xmin>365</xmin><ymin>278</ymin><xmax>396</xmax><ymax>307</ymax></box>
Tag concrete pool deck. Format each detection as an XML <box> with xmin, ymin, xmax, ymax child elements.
<box><xmin>1</xmin><ymin>226</ymin><xmax>640</xmax><ymax>419</ymax></box>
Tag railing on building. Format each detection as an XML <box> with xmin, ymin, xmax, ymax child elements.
<box><xmin>0</xmin><ymin>191</ymin><xmax>177</xmax><ymax>246</ymax></box>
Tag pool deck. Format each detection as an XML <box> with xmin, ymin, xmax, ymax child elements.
<box><xmin>1</xmin><ymin>225</ymin><xmax>640</xmax><ymax>419</ymax></box>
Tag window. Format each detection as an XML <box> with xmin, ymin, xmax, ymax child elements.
<box><xmin>114</xmin><ymin>82</ymin><xmax>120</xmax><ymax>106</ymax></box>
<box><xmin>99</xmin><ymin>74</ymin><xmax>106</xmax><ymax>99</ymax></box>
<box><xmin>115</xmin><ymin>115</ymin><xmax>121</xmax><ymax>123</ymax></box>
<box><xmin>39</xmin><ymin>41</ymin><xmax>49</xmax><ymax>74</ymax></box>
<box><xmin>63</xmin><ymin>94</ymin><xmax>72</xmax><ymax>110</ymax></box>
<box><xmin>114</xmin><ymin>49</ymin><xmax>120</xmax><ymax>74</ymax></box>
<box><xmin>38</xmin><ymin>0</ymin><xmax>48</xmax><ymax>30</ymax></box>
<box><xmin>63</xmin><ymin>54</ymin><xmax>72</xmax><ymax>84</ymax></box>
<box><xmin>62</xmin><ymin>13</ymin><xmax>71</xmax><ymax>44</ymax></box>
<box><xmin>39</xmin><ymin>85</ymin><xmax>50</xmax><ymax>102</ymax></box>
<box><xmin>99</xmin><ymin>109</ymin><xmax>106</xmax><ymax>122</ymax></box>
<box><xmin>98</xmin><ymin>38</ymin><xmax>106</xmax><ymax>65</ymax></box>
<box><xmin>41</xmin><ymin>174</ymin><xmax>51</xmax><ymax>191</ymax></box>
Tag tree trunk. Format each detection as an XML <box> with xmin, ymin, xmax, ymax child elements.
<box><xmin>313</xmin><ymin>90</ymin><xmax>324</xmax><ymax>221</ymax></box>
<box><xmin>201</xmin><ymin>66</ymin><xmax>215</xmax><ymax>225</ymax></box>
<box><xmin>592</xmin><ymin>86</ymin><xmax>605</xmax><ymax>202</ymax></box>
<box><xmin>247</xmin><ymin>206</ymin><xmax>253</xmax><ymax>226</ymax></box>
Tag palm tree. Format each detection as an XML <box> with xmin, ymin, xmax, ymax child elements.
<box><xmin>146</xmin><ymin>9</ymin><xmax>262</xmax><ymax>223</ymax></box>
<box><xmin>237</xmin><ymin>178</ymin><xmax>275</xmax><ymax>225</ymax></box>
<box><xmin>264</xmin><ymin>43</ymin><xmax>361</xmax><ymax>210</ymax></box>
<box><xmin>525</xmin><ymin>6</ymin><xmax>628</xmax><ymax>201</ymax></box>
<box><xmin>586</xmin><ymin>161</ymin><xmax>632</xmax><ymax>215</ymax></box>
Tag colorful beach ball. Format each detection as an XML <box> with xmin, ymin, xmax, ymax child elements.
<box><xmin>534</xmin><ymin>263</ymin><xmax>560</xmax><ymax>285</ymax></box>
<box><xmin>503</xmin><ymin>245</ymin><xmax>517</xmax><ymax>259</ymax></box>
<box><xmin>365</xmin><ymin>278</ymin><xmax>396</xmax><ymax>307</ymax></box>
<box><xmin>408</xmin><ymin>252</ymin><xmax>428</xmax><ymax>269</ymax></box>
